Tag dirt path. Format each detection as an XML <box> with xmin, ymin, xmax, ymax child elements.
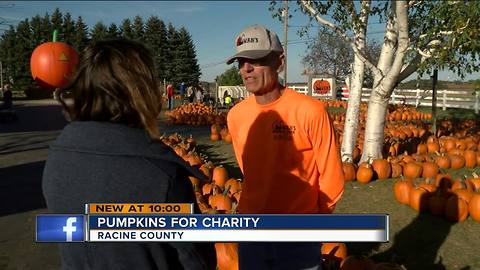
<box><xmin>0</xmin><ymin>100</ymin><xmax>239</xmax><ymax>270</ymax></box>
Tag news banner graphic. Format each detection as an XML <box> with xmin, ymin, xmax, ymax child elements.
<box><xmin>36</xmin><ymin>203</ymin><xmax>389</xmax><ymax>243</ymax></box>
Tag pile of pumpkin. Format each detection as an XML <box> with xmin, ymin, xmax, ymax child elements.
<box><xmin>160</xmin><ymin>133</ymin><xmax>242</xmax><ymax>270</ymax></box>
<box><xmin>164</xmin><ymin>102</ymin><xmax>227</xmax><ymax>126</ymax></box>
<box><xmin>393</xmin><ymin>173</ymin><xmax>480</xmax><ymax>222</ymax></box>
<box><xmin>210</xmin><ymin>124</ymin><xmax>232</xmax><ymax>143</ymax></box>
<box><xmin>343</xmin><ymin>134</ymin><xmax>480</xmax><ymax>182</ymax></box>
<box><xmin>328</xmin><ymin>103</ymin><xmax>431</xmax><ymax>125</ymax></box>
<box><xmin>160</xmin><ymin>132</ymin><xmax>241</xmax><ymax>214</ymax></box>
<box><xmin>340</xmin><ymin>135</ymin><xmax>480</xmax><ymax>223</ymax></box>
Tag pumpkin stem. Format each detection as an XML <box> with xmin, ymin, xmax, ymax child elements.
<box><xmin>223</xmin><ymin>185</ymin><xmax>231</xmax><ymax>196</ymax></box>
<box><xmin>53</xmin><ymin>29</ymin><xmax>58</xmax><ymax>42</ymax></box>
<box><xmin>231</xmin><ymin>201</ymin><xmax>238</xmax><ymax>214</ymax></box>
<box><xmin>473</xmin><ymin>172</ymin><xmax>479</xmax><ymax>178</ymax></box>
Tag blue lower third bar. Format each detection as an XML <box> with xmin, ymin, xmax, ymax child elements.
<box><xmin>36</xmin><ymin>215</ymin><xmax>85</xmax><ymax>242</ymax></box>
<box><xmin>89</xmin><ymin>214</ymin><xmax>388</xmax><ymax>230</ymax></box>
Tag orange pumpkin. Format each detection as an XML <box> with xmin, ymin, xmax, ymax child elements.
<box><xmin>422</xmin><ymin>162</ymin><xmax>439</xmax><ymax>179</ymax></box>
<box><xmin>371</xmin><ymin>159</ymin><xmax>391</xmax><ymax>179</ymax></box>
<box><xmin>356</xmin><ymin>164</ymin><xmax>374</xmax><ymax>184</ymax></box>
<box><xmin>321</xmin><ymin>242</ymin><xmax>347</xmax><ymax>266</ymax></box>
<box><xmin>445</xmin><ymin>195</ymin><xmax>469</xmax><ymax>222</ymax></box>
<box><xmin>390</xmin><ymin>162</ymin><xmax>403</xmax><ymax>178</ymax></box>
<box><xmin>435</xmin><ymin>155</ymin><xmax>451</xmax><ymax>169</ymax></box>
<box><xmin>393</xmin><ymin>178</ymin><xmax>413</xmax><ymax>205</ymax></box>
<box><xmin>464</xmin><ymin>150</ymin><xmax>477</xmax><ymax>168</ymax></box>
<box><xmin>30</xmin><ymin>39</ymin><xmax>79</xmax><ymax>89</ymax></box>
<box><xmin>212</xmin><ymin>166</ymin><xmax>229</xmax><ymax>188</ymax></box>
<box><xmin>429</xmin><ymin>191</ymin><xmax>447</xmax><ymax>216</ymax></box>
<box><xmin>449</xmin><ymin>155</ymin><xmax>465</xmax><ymax>169</ymax></box>
<box><xmin>224</xmin><ymin>178</ymin><xmax>242</xmax><ymax>195</ymax></box>
<box><xmin>468</xmin><ymin>190</ymin><xmax>480</xmax><ymax>222</ymax></box>
<box><xmin>209</xmin><ymin>188</ymin><xmax>233</xmax><ymax>211</ymax></box>
<box><xmin>403</xmin><ymin>162</ymin><xmax>422</xmax><ymax>179</ymax></box>
<box><xmin>342</xmin><ymin>162</ymin><xmax>357</xmax><ymax>182</ymax></box>
<box><xmin>409</xmin><ymin>187</ymin><xmax>430</xmax><ymax>212</ymax></box>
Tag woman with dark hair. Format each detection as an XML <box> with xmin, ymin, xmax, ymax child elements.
<box><xmin>42</xmin><ymin>39</ymin><xmax>216</xmax><ymax>270</ymax></box>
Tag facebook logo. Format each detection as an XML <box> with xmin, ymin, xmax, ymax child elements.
<box><xmin>36</xmin><ymin>215</ymin><xmax>85</xmax><ymax>242</ymax></box>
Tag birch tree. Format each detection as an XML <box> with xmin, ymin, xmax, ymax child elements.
<box><xmin>289</xmin><ymin>0</ymin><xmax>480</xmax><ymax>162</ymax></box>
<box><xmin>295</xmin><ymin>0</ymin><xmax>375</xmax><ymax>162</ymax></box>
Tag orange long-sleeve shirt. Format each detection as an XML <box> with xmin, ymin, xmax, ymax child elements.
<box><xmin>227</xmin><ymin>88</ymin><xmax>344</xmax><ymax>214</ymax></box>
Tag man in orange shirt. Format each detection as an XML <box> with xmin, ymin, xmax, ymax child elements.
<box><xmin>226</xmin><ymin>25</ymin><xmax>345</xmax><ymax>269</ymax></box>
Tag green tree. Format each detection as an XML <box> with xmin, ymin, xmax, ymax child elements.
<box><xmin>62</xmin><ymin>12</ymin><xmax>75</xmax><ymax>45</ymax></box>
<box><xmin>106</xmin><ymin>23</ymin><xmax>120</xmax><ymax>39</ymax></box>
<box><xmin>41</xmin><ymin>13</ymin><xmax>52</xmax><ymax>41</ymax></box>
<box><xmin>144</xmin><ymin>16</ymin><xmax>167</xmax><ymax>80</ymax></box>
<box><xmin>30</xmin><ymin>15</ymin><xmax>48</xmax><ymax>45</ymax></box>
<box><xmin>0</xmin><ymin>26</ymin><xmax>19</xmax><ymax>89</ymax></box>
<box><xmin>120</xmin><ymin>18</ymin><xmax>134</xmax><ymax>39</ymax></box>
<box><xmin>50</xmin><ymin>8</ymin><xmax>63</xmax><ymax>34</ymax></box>
<box><xmin>90</xmin><ymin>22</ymin><xmax>107</xmax><ymax>42</ymax></box>
<box><xmin>215</xmin><ymin>66</ymin><xmax>243</xmax><ymax>86</ymax></box>
<box><xmin>165</xmin><ymin>23</ymin><xmax>178</xmax><ymax>84</ymax></box>
<box><xmin>72</xmin><ymin>16</ymin><xmax>89</xmax><ymax>51</ymax></box>
<box><xmin>13</xmin><ymin>19</ymin><xmax>33</xmax><ymax>89</ymax></box>
<box><xmin>175</xmin><ymin>27</ymin><xmax>201</xmax><ymax>87</ymax></box>
<box><xmin>132</xmin><ymin>15</ymin><xmax>144</xmax><ymax>41</ymax></box>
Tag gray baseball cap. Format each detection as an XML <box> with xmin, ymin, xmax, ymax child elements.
<box><xmin>226</xmin><ymin>25</ymin><xmax>284</xmax><ymax>65</ymax></box>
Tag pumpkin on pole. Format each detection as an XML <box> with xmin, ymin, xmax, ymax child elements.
<box><xmin>30</xmin><ymin>30</ymin><xmax>79</xmax><ymax>90</ymax></box>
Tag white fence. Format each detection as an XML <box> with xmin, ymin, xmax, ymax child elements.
<box><xmin>217</xmin><ymin>85</ymin><xmax>479</xmax><ymax>112</ymax></box>
<box><xmin>349</xmin><ymin>88</ymin><xmax>480</xmax><ymax>112</ymax></box>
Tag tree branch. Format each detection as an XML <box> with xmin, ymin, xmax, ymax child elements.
<box><xmin>299</xmin><ymin>0</ymin><xmax>382</xmax><ymax>78</ymax></box>
<box><xmin>397</xmin><ymin>53</ymin><xmax>424</xmax><ymax>82</ymax></box>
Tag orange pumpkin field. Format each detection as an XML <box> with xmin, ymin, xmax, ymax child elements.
<box><xmin>161</xmin><ymin>101</ymin><xmax>480</xmax><ymax>270</ymax></box>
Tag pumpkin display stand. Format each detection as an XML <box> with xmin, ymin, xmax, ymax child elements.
<box><xmin>30</xmin><ymin>30</ymin><xmax>79</xmax><ymax>90</ymax></box>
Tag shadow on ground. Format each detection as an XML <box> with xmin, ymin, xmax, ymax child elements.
<box><xmin>0</xmin><ymin>105</ymin><xmax>68</xmax><ymax>133</ymax></box>
<box><xmin>0</xmin><ymin>161</ymin><xmax>46</xmax><ymax>217</ymax></box>
<box><xmin>347</xmin><ymin>212</ymin><xmax>472</xmax><ymax>270</ymax></box>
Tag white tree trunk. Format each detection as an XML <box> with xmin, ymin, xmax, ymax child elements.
<box><xmin>360</xmin><ymin>0</ymin><xmax>409</xmax><ymax>162</ymax></box>
<box><xmin>340</xmin><ymin>1</ymin><xmax>369</xmax><ymax>162</ymax></box>
<box><xmin>341</xmin><ymin>57</ymin><xmax>364</xmax><ymax>162</ymax></box>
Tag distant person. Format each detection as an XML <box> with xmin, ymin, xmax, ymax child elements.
<box><xmin>179</xmin><ymin>82</ymin><xmax>186</xmax><ymax>100</ymax></box>
<box><xmin>226</xmin><ymin>25</ymin><xmax>344</xmax><ymax>269</ymax></box>
<box><xmin>187</xmin><ymin>86</ymin><xmax>194</xmax><ymax>103</ymax></box>
<box><xmin>42</xmin><ymin>39</ymin><xmax>216</xmax><ymax>270</ymax></box>
<box><xmin>195</xmin><ymin>88</ymin><xmax>203</xmax><ymax>103</ymax></box>
<box><xmin>0</xmin><ymin>84</ymin><xmax>13</xmax><ymax>110</ymax></box>
<box><xmin>224</xmin><ymin>94</ymin><xmax>232</xmax><ymax>109</ymax></box>
<box><xmin>166</xmin><ymin>84</ymin><xmax>174</xmax><ymax>110</ymax></box>
<box><xmin>223</xmin><ymin>90</ymin><xmax>229</xmax><ymax>105</ymax></box>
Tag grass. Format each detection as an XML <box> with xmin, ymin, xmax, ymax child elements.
<box><xmin>417</xmin><ymin>106</ymin><xmax>480</xmax><ymax>120</ymax></box>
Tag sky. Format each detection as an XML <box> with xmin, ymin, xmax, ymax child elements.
<box><xmin>1</xmin><ymin>1</ymin><xmax>478</xmax><ymax>83</ymax></box>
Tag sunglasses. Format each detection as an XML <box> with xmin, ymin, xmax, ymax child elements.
<box><xmin>236</xmin><ymin>53</ymin><xmax>277</xmax><ymax>70</ymax></box>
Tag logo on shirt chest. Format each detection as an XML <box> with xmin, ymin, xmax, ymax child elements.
<box><xmin>272</xmin><ymin>120</ymin><xmax>296</xmax><ymax>140</ymax></box>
